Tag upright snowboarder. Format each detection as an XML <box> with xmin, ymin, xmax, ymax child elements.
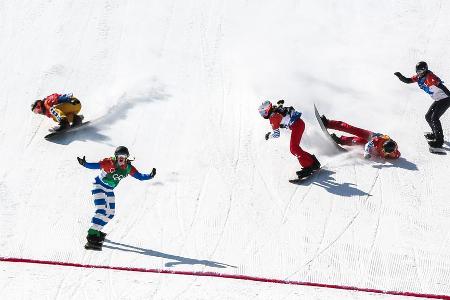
<box><xmin>320</xmin><ymin>115</ymin><xmax>400</xmax><ymax>159</ymax></box>
<box><xmin>395</xmin><ymin>61</ymin><xmax>450</xmax><ymax>149</ymax></box>
<box><xmin>259</xmin><ymin>100</ymin><xmax>320</xmax><ymax>180</ymax></box>
<box><xmin>77</xmin><ymin>146</ymin><xmax>156</xmax><ymax>250</ymax></box>
<box><xmin>31</xmin><ymin>93</ymin><xmax>84</xmax><ymax>131</ymax></box>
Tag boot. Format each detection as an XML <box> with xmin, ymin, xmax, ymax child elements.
<box><xmin>296</xmin><ymin>155</ymin><xmax>321</xmax><ymax>179</ymax></box>
<box><xmin>330</xmin><ymin>133</ymin><xmax>343</xmax><ymax>145</ymax></box>
<box><xmin>85</xmin><ymin>234</ymin><xmax>103</xmax><ymax>251</ymax></box>
<box><xmin>72</xmin><ymin>114</ymin><xmax>83</xmax><ymax>127</ymax></box>
<box><xmin>54</xmin><ymin>118</ymin><xmax>70</xmax><ymax>132</ymax></box>
<box><xmin>320</xmin><ymin>115</ymin><xmax>329</xmax><ymax>127</ymax></box>
<box><xmin>428</xmin><ymin>139</ymin><xmax>443</xmax><ymax>148</ymax></box>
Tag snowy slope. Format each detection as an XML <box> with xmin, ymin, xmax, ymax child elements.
<box><xmin>1</xmin><ymin>0</ymin><xmax>450</xmax><ymax>299</ymax></box>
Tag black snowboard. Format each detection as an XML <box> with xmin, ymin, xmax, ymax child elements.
<box><xmin>424</xmin><ymin>132</ymin><xmax>446</xmax><ymax>155</ymax></box>
<box><xmin>289</xmin><ymin>168</ymin><xmax>322</xmax><ymax>184</ymax></box>
<box><xmin>45</xmin><ymin>121</ymin><xmax>90</xmax><ymax>140</ymax></box>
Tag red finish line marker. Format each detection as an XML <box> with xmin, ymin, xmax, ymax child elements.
<box><xmin>1</xmin><ymin>257</ymin><xmax>449</xmax><ymax>299</ymax></box>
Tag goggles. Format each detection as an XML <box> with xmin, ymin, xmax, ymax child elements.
<box><xmin>116</xmin><ymin>155</ymin><xmax>129</xmax><ymax>163</ymax></box>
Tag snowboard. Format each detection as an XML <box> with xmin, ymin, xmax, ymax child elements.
<box><xmin>424</xmin><ymin>132</ymin><xmax>446</xmax><ymax>155</ymax></box>
<box><xmin>313</xmin><ymin>104</ymin><xmax>347</xmax><ymax>152</ymax></box>
<box><xmin>45</xmin><ymin>121</ymin><xmax>90</xmax><ymax>140</ymax></box>
<box><xmin>429</xmin><ymin>147</ymin><xmax>446</xmax><ymax>155</ymax></box>
<box><xmin>289</xmin><ymin>167</ymin><xmax>322</xmax><ymax>184</ymax></box>
<box><xmin>84</xmin><ymin>241</ymin><xmax>102</xmax><ymax>251</ymax></box>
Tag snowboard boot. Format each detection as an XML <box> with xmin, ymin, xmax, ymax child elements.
<box><xmin>85</xmin><ymin>235</ymin><xmax>103</xmax><ymax>251</ymax></box>
<box><xmin>428</xmin><ymin>139</ymin><xmax>443</xmax><ymax>148</ymax></box>
<box><xmin>54</xmin><ymin>118</ymin><xmax>70</xmax><ymax>132</ymax></box>
<box><xmin>85</xmin><ymin>229</ymin><xmax>104</xmax><ymax>250</ymax></box>
<box><xmin>330</xmin><ymin>133</ymin><xmax>343</xmax><ymax>145</ymax></box>
<box><xmin>296</xmin><ymin>155</ymin><xmax>321</xmax><ymax>179</ymax></box>
<box><xmin>72</xmin><ymin>114</ymin><xmax>83</xmax><ymax>127</ymax></box>
<box><xmin>320</xmin><ymin>115</ymin><xmax>329</xmax><ymax>127</ymax></box>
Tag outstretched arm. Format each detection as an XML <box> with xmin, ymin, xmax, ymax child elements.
<box><xmin>77</xmin><ymin>156</ymin><xmax>101</xmax><ymax>169</ymax></box>
<box><xmin>130</xmin><ymin>166</ymin><xmax>156</xmax><ymax>181</ymax></box>
<box><xmin>394</xmin><ymin>72</ymin><xmax>414</xmax><ymax>84</ymax></box>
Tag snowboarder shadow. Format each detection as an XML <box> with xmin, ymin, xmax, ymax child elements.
<box><xmin>371</xmin><ymin>157</ymin><xmax>418</xmax><ymax>171</ymax></box>
<box><xmin>102</xmin><ymin>239</ymin><xmax>237</xmax><ymax>269</ymax></box>
<box><xmin>44</xmin><ymin>123</ymin><xmax>109</xmax><ymax>145</ymax></box>
<box><xmin>308</xmin><ymin>169</ymin><xmax>372</xmax><ymax>197</ymax></box>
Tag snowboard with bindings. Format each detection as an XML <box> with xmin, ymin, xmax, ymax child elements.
<box><xmin>84</xmin><ymin>231</ymin><xmax>106</xmax><ymax>251</ymax></box>
<box><xmin>84</xmin><ymin>240</ymin><xmax>102</xmax><ymax>251</ymax></box>
<box><xmin>289</xmin><ymin>167</ymin><xmax>322</xmax><ymax>184</ymax></box>
<box><xmin>424</xmin><ymin>132</ymin><xmax>446</xmax><ymax>155</ymax></box>
<box><xmin>314</xmin><ymin>104</ymin><xmax>347</xmax><ymax>152</ymax></box>
<box><xmin>45</xmin><ymin>120</ymin><xmax>90</xmax><ymax>140</ymax></box>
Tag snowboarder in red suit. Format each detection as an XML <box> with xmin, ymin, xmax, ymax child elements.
<box><xmin>259</xmin><ymin>100</ymin><xmax>320</xmax><ymax>179</ymax></box>
<box><xmin>395</xmin><ymin>61</ymin><xmax>450</xmax><ymax>148</ymax></box>
<box><xmin>320</xmin><ymin>115</ymin><xmax>400</xmax><ymax>159</ymax></box>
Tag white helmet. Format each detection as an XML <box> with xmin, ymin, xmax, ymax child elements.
<box><xmin>258</xmin><ymin>101</ymin><xmax>273</xmax><ymax>118</ymax></box>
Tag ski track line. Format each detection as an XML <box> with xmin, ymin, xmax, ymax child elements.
<box><xmin>288</xmin><ymin>167</ymin><xmax>382</xmax><ymax>279</ymax></box>
<box><xmin>1</xmin><ymin>257</ymin><xmax>449</xmax><ymax>300</ymax></box>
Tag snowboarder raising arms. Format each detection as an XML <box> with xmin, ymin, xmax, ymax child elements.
<box><xmin>31</xmin><ymin>93</ymin><xmax>84</xmax><ymax>131</ymax></box>
<box><xmin>77</xmin><ymin>146</ymin><xmax>156</xmax><ymax>250</ymax></box>
<box><xmin>395</xmin><ymin>61</ymin><xmax>450</xmax><ymax>149</ymax></box>
<box><xmin>259</xmin><ymin>100</ymin><xmax>320</xmax><ymax>179</ymax></box>
<box><xmin>320</xmin><ymin>115</ymin><xmax>400</xmax><ymax>159</ymax></box>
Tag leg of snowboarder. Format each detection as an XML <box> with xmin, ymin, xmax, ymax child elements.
<box><xmin>395</xmin><ymin>61</ymin><xmax>450</xmax><ymax>150</ymax></box>
<box><xmin>77</xmin><ymin>146</ymin><xmax>156</xmax><ymax>250</ymax></box>
<box><xmin>289</xmin><ymin>119</ymin><xmax>320</xmax><ymax>178</ymax></box>
<box><xmin>425</xmin><ymin>98</ymin><xmax>450</xmax><ymax>148</ymax></box>
<box><xmin>323</xmin><ymin>117</ymin><xmax>371</xmax><ymax>146</ymax></box>
<box><xmin>259</xmin><ymin>100</ymin><xmax>320</xmax><ymax>180</ymax></box>
<box><xmin>85</xmin><ymin>179</ymin><xmax>116</xmax><ymax>250</ymax></box>
<box><xmin>321</xmin><ymin>115</ymin><xmax>400</xmax><ymax>160</ymax></box>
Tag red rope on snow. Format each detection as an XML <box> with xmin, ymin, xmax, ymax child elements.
<box><xmin>1</xmin><ymin>256</ymin><xmax>449</xmax><ymax>299</ymax></box>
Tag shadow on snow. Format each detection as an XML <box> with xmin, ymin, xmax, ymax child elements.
<box><xmin>102</xmin><ymin>239</ymin><xmax>237</xmax><ymax>269</ymax></box>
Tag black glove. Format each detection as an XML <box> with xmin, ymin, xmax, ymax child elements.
<box><xmin>150</xmin><ymin>168</ymin><xmax>156</xmax><ymax>178</ymax></box>
<box><xmin>394</xmin><ymin>72</ymin><xmax>402</xmax><ymax>77</ymax></box>
<box><xmin>265</xmin><ymin>132</ymin><xmax>271</xmax><ymax>140</ymax></box>
<box><xmin>77</xmin><ymin>156</ymin><xmax>86</xmax><ymax>166</ymax></box>
<box><xmin>277</xmin><ymin>99</ymin><xmax>284</xmax><ymax>105</ymax></box>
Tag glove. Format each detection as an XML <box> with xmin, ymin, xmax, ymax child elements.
<box><xmin>277</xmin><ymin>99</ymin><xmax>284</xmax><ymax>105</ymax></box>
<box><xmin>265</xmin><ymin>132</ymin><xmax>271</xmax><ymax>140</ymax></box>
<box><xmin>394</xmin><ymin>72</ymin><xmax>401</xmax><ymax>77</ymax></box>
<box><xmin>150</xmin><ymin>168</ymin><xmax>156</xmax><ymax>178</ymax></box>
<box><xmin>77</xmin><ymin>156</ymin><xmax>86</xmax><ymax>166</ymax></box>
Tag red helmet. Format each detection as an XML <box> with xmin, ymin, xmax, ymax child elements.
<box><xmin>258</xmin><ymin>101</ymin><xmax>273</xmax><ymax>118</ymax></box>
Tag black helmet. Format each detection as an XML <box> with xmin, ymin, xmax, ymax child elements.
<box><xmin>114</xmin><ymin>146</ymin><xmax>129</xmax><ymax>157</ymax></box>
<box><xmin>383</xmin><ymin>139</ymin><xmax>397</xmax><ymax>154</ymax></box>
<box><xmin>416</xmin><ymin>61</ymin><xmax>428</xmax><ymax>77</ymax></box>
<box><xmin>31</xmin><ymin>100</ymin><xmax>41</xmax><ymax>112</ymax></box>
